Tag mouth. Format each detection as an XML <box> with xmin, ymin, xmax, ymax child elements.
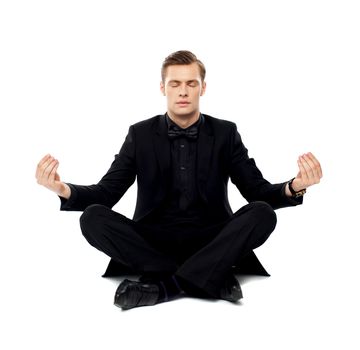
<box><xmin>176</xmin><ymin>101</ymin><xmax>190</xmax><ymax>106</ymax></box>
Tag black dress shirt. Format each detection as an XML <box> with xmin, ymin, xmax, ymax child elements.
<box><xmin>140</xmin><ymin>113</ymin><xmax>210</xmax><ymax>228</ymax></box>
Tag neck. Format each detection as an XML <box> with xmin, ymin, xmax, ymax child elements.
<box><xmin>167</xmin><ymin>111</ymin><xmax>200</xmax><ymax>129</ymax></box>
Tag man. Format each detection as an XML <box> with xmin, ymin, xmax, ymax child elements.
<box><xmin>36</xmin><ymin>50</ymin><xmax>322</xmax><ymax>310</ymax></box>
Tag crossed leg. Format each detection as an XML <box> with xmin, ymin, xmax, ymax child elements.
<box><xmin>79</xmin><ymin>201</ymin><xmax>277</xmax><ymax>307</ymax></box>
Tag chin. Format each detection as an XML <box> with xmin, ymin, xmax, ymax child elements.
<box><xmin>176</xmin><ymin>112</ymin><xmax>195</xmax><ymax>119</ymax></box>
<box><xmin>175</xmin><ymin>108</ymin><xmax>195</xmax><ymax>115</ymax></box>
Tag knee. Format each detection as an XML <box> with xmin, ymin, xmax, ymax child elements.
<box><xmin>79</xmin><ymin>204</ymin><xmax>109</xmax><ymax>234</ymax></box>
<box><xmin>245</xmin><ymin>202</ymin><xmax>277</xmax><ymax>249</ymax></box>
<box><xmin>250</xmin><ymin>201</ymin><xmax>277</xmax><ymax>231</ymax></box>
<box><xmin>257</xmin><ymin>202</ymin><xmax>277</xmax><ymax>231</ymax></box>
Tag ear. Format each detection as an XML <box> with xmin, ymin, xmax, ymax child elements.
<box><xmin>200</xmin><ymin>81</ymin><xmax>207</xmax><ymax>96</ymax></box>
<box><xmin>160</xmin><ymin>81</ymin><xmax>166</xmax><ymax>96</ymax></box>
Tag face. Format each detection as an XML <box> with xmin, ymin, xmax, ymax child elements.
<box><xmin>160</xmin><ymin>63</ymin><xmax>206</xmax><ymax>120</ymax></box>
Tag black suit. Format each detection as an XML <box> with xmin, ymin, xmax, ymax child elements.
<box><xmin>60</xmin><ymin>114</ymin><xmax>302</xmax><ymax>296</ymax></box>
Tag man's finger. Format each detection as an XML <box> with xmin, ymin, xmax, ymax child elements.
<box><xmin>307</xmin><ymin>152</ymin><xmax>323</xmax><ymax>179</ymax></box>
<box><xmin>300</xmin><ymin>155</ymin><xmax>315</xmax><ymax>183</ymax></box>
<box><xmin>303</xmin><ymin>153</ymin><xmax>321</xmax><ymax>184</ymax></box>
<box><xmin>302</xmin><ymin>154</ymin><xmax>317</xmax><ymax>180</ymax></box>
<box><xmin>36</xmin><ymin>154</ymin><xmax>51</xmax><ymax>179</ymax></box>
<box><xmin>49</xmin><ymin>161</ymin><xmax>59</xmax><ymax>184</ymax></box>
<box><xmin>42</xmin><ymin>159</ymin><xmax>57</xmax><ymax>181</ymax></box>
<box><xmin>298</xmin><ymin>157</ymin><xmax>308</xmax><ymax>183</ymax></box>
<box><xmin>40</xmin><ymin>156</ymin><xmax>56</xmax><ymax>178</ymax></box>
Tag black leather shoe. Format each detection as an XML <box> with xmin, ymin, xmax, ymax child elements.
<box><xmin>219</xmin><ymin>275</ymin><xmax>243</xmax><ymax>302</ymax></box>
<box><xmin>114</xmin><ymin>279</ymin><xmax>160</xmax><ymax>310</ymax></box>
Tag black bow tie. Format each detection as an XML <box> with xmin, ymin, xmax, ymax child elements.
<box><xmin>168</xmin><ymin>124</ymin><xmax>199</xmax><ymax>139</ymax></box>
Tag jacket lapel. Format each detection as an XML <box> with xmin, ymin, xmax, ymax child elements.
<box><xmin>197</xmin><ymin>115</ymin><xmax>214</xmax><ymax>203</ymax></box>
<box><xmin>153</xmin><ymin>115</ymin><xmax>171</xmax><ymax>189</ymax></box>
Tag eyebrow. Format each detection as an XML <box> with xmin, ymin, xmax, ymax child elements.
<box><xmin>168</xmin><ymin>80</ymin><xmax>199</xmax><ymax>84</ymax></box>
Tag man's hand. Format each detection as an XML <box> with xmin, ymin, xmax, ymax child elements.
<box><xmin>286</xmin><ymin>152</ymin><xmax>323</xmax><ymax>196</ymax></box>
<box><xmin>35</xmin><ymin>154</ymin><xmax>71</xmax><ymax>199</ymax></box>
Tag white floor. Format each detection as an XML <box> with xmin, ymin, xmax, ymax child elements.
<box><xmin>2</xmin><ymin>193</ymin><xmax>359</xmax><ymax>350</ymax></box>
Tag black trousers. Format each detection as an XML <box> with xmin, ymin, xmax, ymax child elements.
<box><xmin>79</xmin><ymin>201</ymin><xmax>277</xmax><ymax>298</ymax></box>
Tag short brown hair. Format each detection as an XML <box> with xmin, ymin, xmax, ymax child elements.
<box><xmin>161</xmin><ymin>50</ymin><xmax>206</xmax><ymax>82</ymax></box>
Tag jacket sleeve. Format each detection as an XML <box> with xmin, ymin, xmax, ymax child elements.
<box><xmin>59</xmin><ymin>125</ymin><xmax>137</xmax><ymax>211</ymax></box>
<box><xmin>229</xmin><ymin>124</ymin><xmax>302</xmax><ymax>210</ymax></box>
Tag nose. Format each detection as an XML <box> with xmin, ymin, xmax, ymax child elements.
<box><xmin>179</xmin><ymin>83</ymin><xmax>188</xmax><ymax>97</ymax></box>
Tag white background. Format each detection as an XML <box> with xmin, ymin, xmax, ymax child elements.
<box><xmin>1</xmin><ymin>0</ymin><xmax>359</xmax><ymax>349</ymax></box>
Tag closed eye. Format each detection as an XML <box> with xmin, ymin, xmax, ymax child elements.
<box><xmin>187</xmin><ymin>81</ymin><xmax>199</xmax><ymax>87</ymax></box>
<box><xmin>168</xmin><ymin>81</ymin><xmax>180</xmax><ymax>87</ymax></box>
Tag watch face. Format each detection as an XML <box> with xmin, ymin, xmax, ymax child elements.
<box><xmin>294</xmin><ymin>189</ymin><xmax>306</xmax><ymax>198</ymax></box>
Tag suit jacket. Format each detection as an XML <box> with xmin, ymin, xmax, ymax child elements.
<box><xmin>60</xmin><ymin>113</ymin><xmax>302</xmax><ymax>276</ymax></box>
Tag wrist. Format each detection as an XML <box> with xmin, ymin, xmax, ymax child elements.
<box><xmin>288</xmin><ymin>178</ymin><xmax>306</xmax><ymax>198</ymax></box>
<box><xmin>58</xmin><ymin>183</ymin><xmax>71</xmax><ymax>199</ymax></box>
<box><xmin>290</xmin><ymin>178</ymin><xmax>303</xmax><ymax>193</ymax></box>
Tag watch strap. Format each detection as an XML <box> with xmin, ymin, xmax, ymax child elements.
<box><xmin>288</xmin><ymin>178</ymin><xmax>307</xmax><ymax>198</ymax></box>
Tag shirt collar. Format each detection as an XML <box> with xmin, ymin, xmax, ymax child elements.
<box><xmin>165</xmin><ymin>112</ymin><xmax>203</xmax><ymax>131</ymax></box>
